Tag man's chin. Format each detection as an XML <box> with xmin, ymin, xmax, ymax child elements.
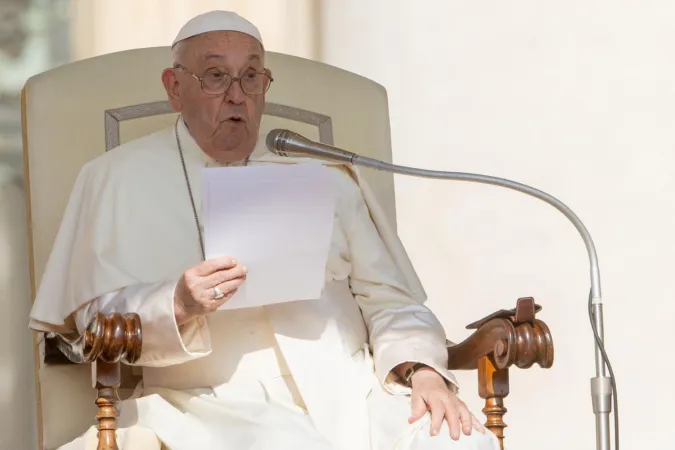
<box><xmin>211</xmin><ymin>143</ymin><xmax>254</xmax><ymax>163</ymax></box>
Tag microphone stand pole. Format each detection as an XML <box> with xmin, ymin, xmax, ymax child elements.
<box><xmin>347</xmin><ymin>154</ymin><xmax>614</xmax><ymax>450</ymax></box>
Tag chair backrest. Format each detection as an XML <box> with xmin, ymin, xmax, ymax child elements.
<box><xmin>22</xmin><ymin>47</ymin><xmax>396</xmax><ymax>449</ymax></box>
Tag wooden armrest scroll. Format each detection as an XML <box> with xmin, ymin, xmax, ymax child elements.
<box><xmin>51</xmin><ymin>312</ymin><xmax>142</xmax><ymax>365</ymax></box>
<box><xmin>49</xmin><ymin>312</ymin><xmax>142</xmax><ymax>450</ymax></box>
<box><xmin>446</xmin><ymin>297</ymin><xmax>554</xmax><ymax>450</ymax></box>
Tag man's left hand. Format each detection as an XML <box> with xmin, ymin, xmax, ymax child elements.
<box><xmin>408</xmin><ymin>368</ymin><xmax>485</xmax><ymax>440</ymax></box>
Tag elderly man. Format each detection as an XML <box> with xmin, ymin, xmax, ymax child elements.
<box><xmin>29</xmin><ymin>10</ymin><xmax>499</xmax><ymax>450</ymax></box>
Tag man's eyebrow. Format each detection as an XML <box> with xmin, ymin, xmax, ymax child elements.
<box><xmin>204</xmin><ymin>52</ymin><xmax>226</xmax><ymax>60</ymax></box>
<box><xmin>202</xmin><ymin>53</ymin><xmax>262</xmax><ymax>61</ymax></box>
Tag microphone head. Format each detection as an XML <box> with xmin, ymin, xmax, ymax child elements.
<box><xmin>265</xmin><ymin>129</ymin><xmax>290</xmax><ymax>156</ymax></box>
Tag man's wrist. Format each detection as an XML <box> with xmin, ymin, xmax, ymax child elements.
<box><xmin>394</xmin><ymin>362</ymin><xmax>439</xmax><ymax>387</ymax></box>
<box><xmin>410</xmin><ymin>367</ymin><xmax>458</xmax><ymax>394</ymax></box>
<box><xmin>173</xmin><ymin>296</ymin><xmax>193</xmax><ymax>326</ymax></box>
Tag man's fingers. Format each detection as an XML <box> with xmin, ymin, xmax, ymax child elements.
<box><xmin>212</xmin><ymin>277</ymin><xmax>246</xmax><ymax>302</ymax></box>
<box><xmin>194</xmin><ymin>256</ymin><xmax>238</xmax><ymax>276</ymax></box>
<box><xmin>457</xmin><ymin>402</ymin><xmax>473</xmax><ymax>436</ymax></box>
<box><xmin>202</xmin><ymin>264</ymin><xmax>248</xmax><ymax>288</ymax></box>
<box><xmin>408</xmin><ymin>395</ymin><xmax>428</xmax><ymax>424</ymax></box>
<box><xmin>472</xmin><ymin>415</ymin><xmax>486</xmax><ymax>434</ymax></box>
<box><xmin>206</xmin><ymin>284</ymin><xmax>242</xmax><ymax>312</ymax></box>
<box><xmin>213</xmin><ymin>287</ymin><xmax>239</xmax><ymax>307</ymax></box>
<box><xmin>443</xmin><ymin>399</ymin><xmax>461</xmax><ymax>440</ymax></box>
<box><xmin>428</xmin><ymin>399</ymin><xmax>446</xmax><ymax>436</ymax></box>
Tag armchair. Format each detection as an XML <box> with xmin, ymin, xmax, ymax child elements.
<box><xmin>21</xmin><ymin>47</ymin><xmax>553</xmax><ymax>450</ymax></box>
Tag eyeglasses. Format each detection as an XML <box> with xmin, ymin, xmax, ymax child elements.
<box><xmin>174</xmin><ymin>64</ymin><xmax>273</xmax><ymax>95</ymax></box>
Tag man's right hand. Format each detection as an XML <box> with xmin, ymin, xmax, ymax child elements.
<box><xmin>173</xmin><ymin>256</ymin><xmax>247</xmax><ymax>325</ymax></box>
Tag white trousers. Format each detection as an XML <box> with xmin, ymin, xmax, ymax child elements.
<box><xmin>59</xmin><ymin>375</ymin><xmax>499</xmax><ymax>450</ymax></box>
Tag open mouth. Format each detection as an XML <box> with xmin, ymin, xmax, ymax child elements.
<box><xmin>225</xmin><ymin>115</ymin><xmax>244</xmax><ymax>123</ymax></box>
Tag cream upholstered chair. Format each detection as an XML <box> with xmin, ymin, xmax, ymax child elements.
<box><xmin>22</xmin><ymin>47</ymin><xmax>554</xmax><ymax>450</ymax></box>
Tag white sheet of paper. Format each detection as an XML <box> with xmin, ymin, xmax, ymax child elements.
<box><xmin>202</xmin><ymin>163</ymin><xmax>335</xmax><ymax>310</ymax></box>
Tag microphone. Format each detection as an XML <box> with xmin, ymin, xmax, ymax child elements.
<box><xmin>266</xmin><ymin>129</ymin><xmax>359</xmax><ymax>163</ymax></box>
<box><xmin>266</xmin><ymin>128</ymin><xmax>618</xmax><ymax>450</ymax></box>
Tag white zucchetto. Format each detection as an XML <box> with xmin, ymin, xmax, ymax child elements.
<box><xmin>172</xmin><ymin>10</ymin><xmax>264</xmax><ymax>47</ymax></box>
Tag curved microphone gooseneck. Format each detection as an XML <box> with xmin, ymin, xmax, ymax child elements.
<box><xmin>266</xmin><ymin>128</ymin><xmax>618</xmax><ymax>450</ymax></box>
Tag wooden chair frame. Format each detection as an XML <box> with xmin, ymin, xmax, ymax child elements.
<box><xmin>47</xmin><ymin>297</ymin><xmax>552</xmax><ymax>450</ymax></box>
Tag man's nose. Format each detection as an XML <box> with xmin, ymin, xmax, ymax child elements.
<box><xmin>224</xmin><ymin>79</ymin><xmax>247</xmax><ymax>104</ymax></box>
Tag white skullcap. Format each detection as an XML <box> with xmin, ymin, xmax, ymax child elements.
<box><xmin>172</xmin><ymin>10</ymin><xmax>263</xmax><ymax>47</ymax></box>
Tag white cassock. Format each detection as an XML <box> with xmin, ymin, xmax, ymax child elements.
<box><xmin>29</xmin><ymin>119</ymin><xmax>500</xmax><ymax>450</ymax></box>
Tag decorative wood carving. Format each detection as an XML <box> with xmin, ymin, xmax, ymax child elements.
<box><xmin>50</xmin><ymin>312</ymin><xmax>142</xmax><ymax>365</ymax></box>
<box><xmin>478</xmin><ymin>355</ymin><xmax>509</xmax><ymax>448</ymax></box>
<box><xmin>447</xmin><ymin>297</ymin><xmax>554</xmax><ymax>449</ymax></box>
<box><xmin>94</xmin><ymin>361</ymin><xmax>121</xmax><ymax>450</ymax></box>
<box><xmin>46</xmin><ymin>313</ymin><xmax>142</xmax><ymax>450</ymax></box>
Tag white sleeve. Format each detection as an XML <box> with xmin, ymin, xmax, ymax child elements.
<box><xmin>337</xmin><ymin>170</ymin><xmax>459</xmax><ymax>394</ymax></box>
<box><xmin>73</xmin><ymin>281</ymin><xmax>211</xmax><ymax>367</ymax></box>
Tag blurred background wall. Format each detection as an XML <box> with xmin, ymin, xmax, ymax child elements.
<box><xmin>2</xmin><ymin>1</ymin><xmax>673</xmax><ymax>449</ymax></box>
<box><xmin>0</xmin><ymin>1</ymin><xmax>69</xmax><ymax>449</ymax></box>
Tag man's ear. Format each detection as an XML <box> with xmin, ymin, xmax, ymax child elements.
<box><xmin>161</xmin><ymin>68</ymin><xmax>182</xmax><ymax>111</ymax></box>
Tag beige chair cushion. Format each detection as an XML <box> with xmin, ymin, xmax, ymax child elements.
<box><xmin>23</xmin><ymin>47</ymin><xmax>396</xmax><ymax>449</ymax></box>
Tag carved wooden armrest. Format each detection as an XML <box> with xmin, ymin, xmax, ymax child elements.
<box><xmin>446</xmin><ymin>297</ymin><xmax>554</xmax><ymax>449</ymax></box>
<box><xmin>47</xmin><ymin>312</ymin><xmax>142</xmax><ymax>450</ymax></box>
